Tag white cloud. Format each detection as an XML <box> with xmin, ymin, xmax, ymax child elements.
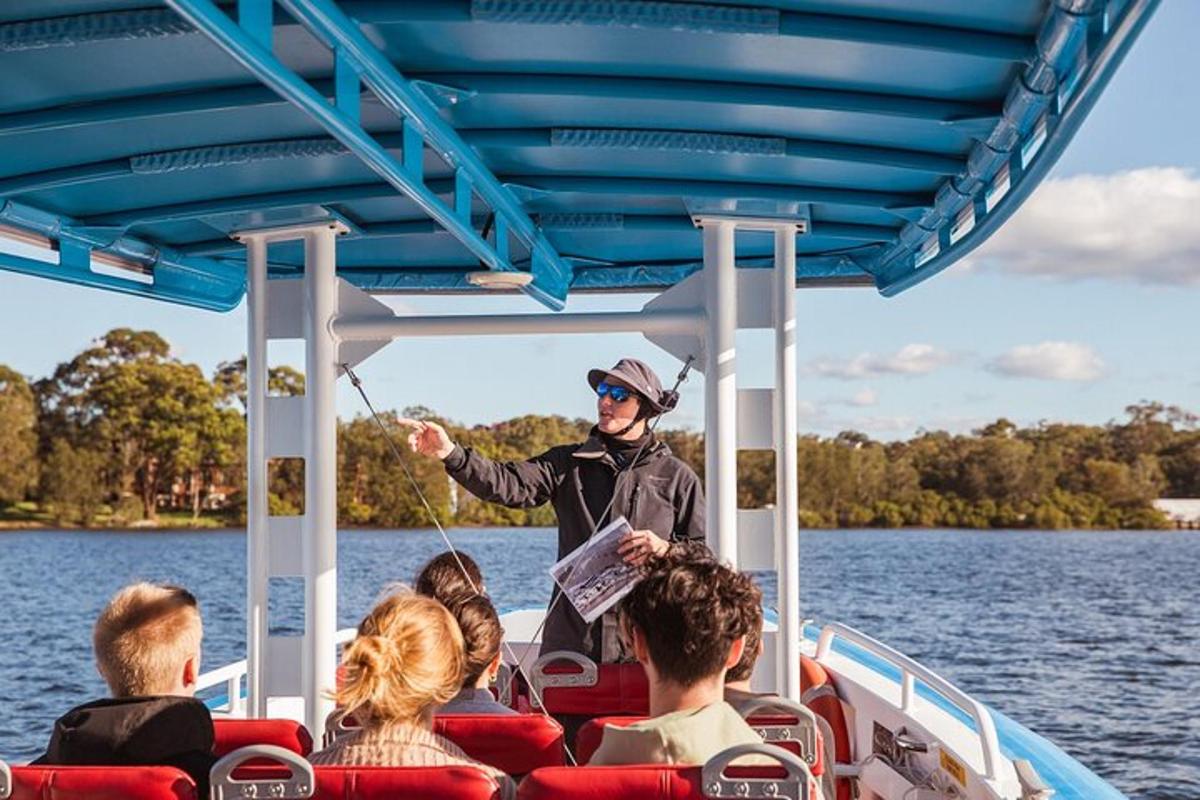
<box><xmin>809</xmin><ymin>344</ymin><xmax>954</xmax><ymax>380</ymax></box>
<box><xmin>849</xmin><ymin>388</ymin><xmax>878</xmax><ymax>407</ymax></box>
<box><xmin>987</xmin><ymin>341</ymin><xmax>1105</xmax><ymax>382</ymax></box>
<box><xmin>967</xmin><ymin>167</ymin><xmax>1200</xmax><ymax>285</ymax></box>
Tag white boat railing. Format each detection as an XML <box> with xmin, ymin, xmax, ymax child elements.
<box><xmin>198</xmin><ymin>627</ymin><xmax>358</xmax><ymax>715</ymax></box>
<box><xmin>815</xmin><ymin>623</ymin><xmax>1002</xmax><ymax>782</ymax></box>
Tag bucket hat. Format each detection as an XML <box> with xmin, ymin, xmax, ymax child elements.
<box><xmin>587</xmin><ymin>358</ymin><xmax>670</xmax><ymax>414</ymax></box>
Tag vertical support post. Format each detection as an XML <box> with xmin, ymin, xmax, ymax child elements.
<box><xmin>703</xmin><ymin>222</ymin><xmax>738</xmax><ymax>566</ymax></box>
<box><xmin>302</xmin><ymin>228</ymin><xmax>339</xmax><ymax>738</ymax></box>
<box><xmin>773</xmin><ymin>227</ymin><xmax>802</xmax><ymax>702</ymax></box>
<box><xmin>245</xmin><ymin>236</ymin><xmax>268</xmax><ymax>718</ymax></box>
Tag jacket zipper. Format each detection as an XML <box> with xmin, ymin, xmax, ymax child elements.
<box><xmin>629</xmin><ymin>483</ymin><xmax>640</xmax><ymax>526</ymax></box>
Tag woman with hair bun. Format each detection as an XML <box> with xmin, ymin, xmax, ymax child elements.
<box><xmin>308</xmin><ymin>589</ymin><xmax>515</xmax><ymax>797</ymax></box>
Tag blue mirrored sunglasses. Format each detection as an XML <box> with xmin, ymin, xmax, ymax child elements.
<box><xmin>596</xmin><ymin>381</ymin><xmax>634</xmax><ymax>403</ymax></box>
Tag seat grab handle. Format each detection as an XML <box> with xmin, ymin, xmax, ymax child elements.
<box><xmin>210</xmin><ymin>744</ymin><xmax>315</xmax><ymax>800</ymax></box>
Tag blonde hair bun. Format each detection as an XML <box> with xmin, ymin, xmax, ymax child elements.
<box><xmin>337</xmin><ymin>589</ymin><xmax>465</xmax><ymax>726</ymax></box>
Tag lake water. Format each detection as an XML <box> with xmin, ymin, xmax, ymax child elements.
<box><xmin>0</xmin><ymin>528</ymin><xmax>1195</xmax><ymax>798</ymax></box>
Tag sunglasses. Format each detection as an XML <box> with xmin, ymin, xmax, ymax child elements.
<box><xmin>596</xmin><ymin>381</ymin><xmax>635</xmax><ymax>403</ymax></box>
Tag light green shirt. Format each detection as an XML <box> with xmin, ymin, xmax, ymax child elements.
<box><xmin>587</xmin><ymin>700</ymin><xmax>764</xmax><ymax>766</ymax></box>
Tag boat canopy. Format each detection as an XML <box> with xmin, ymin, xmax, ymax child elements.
<box><xmin>0</xmin><ymin>0</ymin><xmax>1156</xmax><ymax>311</ymax></box>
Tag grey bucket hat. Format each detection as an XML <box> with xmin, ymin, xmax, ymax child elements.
<box><xmin>587</xmin><ymin>358</ymin><xmax>669</xmax><ymax>414</ymax></box>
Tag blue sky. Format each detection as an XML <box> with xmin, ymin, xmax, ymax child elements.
<box><xmin>0</xmin><ymin>2</ymin><xmax>1195</xmax><ymax>439</ymax></box>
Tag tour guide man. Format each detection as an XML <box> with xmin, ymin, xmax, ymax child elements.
<box><xmin>400</xmin><ymin>358</ymin><xmax>706</xmax><ymax>660</ymax></box>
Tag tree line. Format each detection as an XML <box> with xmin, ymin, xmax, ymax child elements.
<box><xmin>1</xmin><ymin>328</ymin><xmax>1196</xmax><ymax>530</ymax></box>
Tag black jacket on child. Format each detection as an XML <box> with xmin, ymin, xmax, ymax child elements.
<box><xmin>35</xmin><ymin>696</ymin><xmax>216</xmax><ymax>796</ymax></box>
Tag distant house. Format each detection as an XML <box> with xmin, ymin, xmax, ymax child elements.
<box><xmin>1153</xmin><ymin>499</ymin><xmax>1200</xmax><ymax>529</ymax></box>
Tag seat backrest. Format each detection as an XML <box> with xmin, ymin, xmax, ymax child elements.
<box><xmin>521</xmin><ymin>743</ymin><xmax>815</xmax><ymax>800</ymax></box>
<box><xmin>518</xmin><ymin>765</ymin><xmax>702</xmax><ymax>800</ymax></box>
<box><xmin>7</xmin><ymin>765</ymin><xmax>197</xmax><ymax>800</ymax></box>
<box><xmin>531</xmin><ymin>652</ymin><xmax>648</xmax><ymax>716</ymax></box>
<box><xmin>314</xmin><ymin>766</ymin><xmax>501</xmax><ymax>800</ymax></box>
<box><xmin>209</xmin><ymin>745</ymin><xmax>501</xmax><ymax>800</ymax></box>
<box><xmin>574</xmin><ymin>716</ymin><xmax>645</xmax><ymax>764</ymax></box>
<box><xmin>434</xmin><ymin>714</ymin><xmax>565</xmax><ymax>775</ymax></box>
<box><xmin>212</xmin><ymin>718</ymin><xmax>314</xmax><ymax>757</ymax></box>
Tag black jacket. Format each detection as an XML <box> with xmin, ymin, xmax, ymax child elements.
<box><xmin>35</xmin><ymin>696</ymin><xmax>216</xmax><ymax>796</ymax></box>
<box><xmin>443</xmin><ymin>430</ymin><xmax>705</xmax><ymax>659</ymax></box>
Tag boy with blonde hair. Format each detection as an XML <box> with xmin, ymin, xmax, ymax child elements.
<box><xmin>36</xmin><ymin>583</ymin><xmax>215</xmax><ymax>794</ymax></box>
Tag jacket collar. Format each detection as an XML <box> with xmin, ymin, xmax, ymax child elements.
<box><xmin>573</xmin><ymin>428</ymin><xmax>668</xmax><ymax>465</ymax></box>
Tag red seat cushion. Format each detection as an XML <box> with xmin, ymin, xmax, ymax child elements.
<box><xmin>212</xmin><ymin>718</ymin><xmax>314</xmax><ymax>757</ymax></box>
<box><xmin>9</xmin><ymin>765</ymin><xmax>197</xmax><ymax>800</ymax></box>
<box><xmin>538</xmin><ymin>662</ymin><xmax>649</xmax><ymax>716</ymax></box>
<box><xmin>434</xmin><ymin>714</ymin><xmax>565</xmax><ymax>775</ymax></box>
<box><xmin>313</xmin><ymin>765</ymin><xmax>501</xmax><ymax>800</ymax></box>
<box><xmin>575</xmin><ymin>716</ymin><xmax>645</xmax><ymax>764</ymax></box>
<box><xmin>519</xmin><ymin>765</ymin><xmax>702</xmax><ymax>800</ymax></box>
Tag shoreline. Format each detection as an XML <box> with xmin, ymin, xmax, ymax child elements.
<box><xmin>0</xmin><ymin>522</ymin><xmax>1190</xmax><ymax>533</ymax></box>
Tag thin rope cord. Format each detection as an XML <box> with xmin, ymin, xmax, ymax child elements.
<box><xmin>342</xmin><ymin>363</ymin><xmax>576</xmax><ymax>763</ymax></box>
<box><xmin>342</xmin><ymin>357</ymin><xmax>694</xmax><ymax>768</ymax></box>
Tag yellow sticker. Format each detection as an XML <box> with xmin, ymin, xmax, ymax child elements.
<box><xmin>940</xmin><ymin>750</ymin><xmax>967</xmax><ymax>786</ymax></box>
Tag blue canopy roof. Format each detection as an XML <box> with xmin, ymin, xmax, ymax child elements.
<box><xmin>0</xmin><ymin>0</ymin><xmax>1158</xmax><ymax>311</ymax></box>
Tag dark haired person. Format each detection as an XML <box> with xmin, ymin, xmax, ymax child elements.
<box><xmin>415</xmin><ymin>550</ymin><xmax>485</xmax><ymax>602</ymax></box>
<box><xmin>400</xmin><ymin>358</ymin><xmax>705</xmax><ymax>659</ymax></box>
<box><xmin>723</xmin><ymin>578</ymin><xmax>771</xmax><ymax>715</ymax></box>
<box><xmin>439</xmin><ymin>593</ymin><xmax>517</xmax><ymax>716</ymax></box>
<box><xmin>587</xmin><ymin>558</ymin><xmax>762</xmax><ymax>766</ymax></box>
<box><xmin>36</xmin><ymin>583</ymin><xmax>216</xmax><ymax>795</ymax></box>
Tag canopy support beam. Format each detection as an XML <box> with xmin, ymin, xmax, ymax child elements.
<box><xmin>236</xmin><ymin>220</ymin><xmax>347</xmax><ymax>735</ymax></box>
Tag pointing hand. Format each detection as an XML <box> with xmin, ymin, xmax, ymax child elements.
<box><xmin>397</xmin><ymin>418</ymin><xmax>455</xmax><ymax>460</ymax></box>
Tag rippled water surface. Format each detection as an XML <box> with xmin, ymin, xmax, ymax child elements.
<box><xmin>0</xmin><ymin>528</ymin><xmax>1196</xmax><ymax>798</ymax></box>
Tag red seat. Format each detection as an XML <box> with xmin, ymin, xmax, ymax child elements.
<box><xmin>520</xmin><ymin>745</ymin><xmax>816</xmax><ymax>800</ymax></box>
<box><xmin>434</xmin><ymin>714</ymin><xmax>565</xmax><ymax>775</ymax></box>
<box><xmin>574</xmin><ymin>715</ymin><xmax>642</xmax><ymax>764</ymax></box>
<box><xmin>209</xmin><ymin>745</ymin><xmax>503</xmax><ymax>800</ymax></box>
<box><xmin>7</xmin><ymin>765</ymin><xmax>197</xmax><ymax>800</ymax></box>
<box><xmin>212</xmin><ymin>718</ymin><xmax>314</xmax><ymax>757</ymax></box>
<box><xmin>531</xmin><ymin>653</ymin><xmax>648</xmax><ymax>716</ymax></box>
<box><xmin>519</xmin><ymin>765</ymin><xmax>702</xmax><ymax>800</ymax></box>
<box><xmin>314</xmin><ymin>765</ymin><xmax>502</xmax><ymax>800</ymax></box>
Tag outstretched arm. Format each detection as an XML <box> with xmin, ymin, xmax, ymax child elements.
<box><xmin>398</xmin><ymin>418</ymin><xmax>562</xmax><ymax>509</ymax></box>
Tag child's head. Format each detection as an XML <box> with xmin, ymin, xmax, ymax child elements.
<box><xmin>93</xmin><ymin>582</ymin><xmax>203</xmax><ymax>698</ymax></box>
<box><xmin>338</xmin><ymin>588</ymin><xmax>465</xmax><ymax>727</ymax></box>
<box><xmin>619</xmin><ymin>556</ymin><xmax>758</xmax><ymax>688</ymax></box>
<box><xmin>415</xmin><ymin>550</ymin><xmax>484</xmax><ymax>603</ymax></box>
<box><xmin>445</xmin><ymin>592</ymin><xmax>505</xmax><ymax>689</ymax></box>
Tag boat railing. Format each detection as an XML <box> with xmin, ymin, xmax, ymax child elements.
<box><xmin>198</xmin><ymin>627</ymin><xmax>359</xmax><ymax>715</ymax></box>
<box><xmin>815</xmin><ymin>623</ymin><xmax>1001</xmax><ymax>782</ymax></box>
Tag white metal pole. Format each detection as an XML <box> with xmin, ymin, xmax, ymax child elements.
<box><xmin>302</xmin><ymin>228</ymin><xmax>339</xmax><ymax>738</ymax></box>
<box><xmin>245</xmin><ymin>237</ymin><xmax>268</xmax><ymax>718</ymax></box>
<box><xmin>703</xmin><ymin>221</ymin><xmax>738</xmax><ymax>566</ymax></box>
<box><xmin>773</xmin><ymin>227</ymin><xmax>802</xmax><ymax>702</ymax></box>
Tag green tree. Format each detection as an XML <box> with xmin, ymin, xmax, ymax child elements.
<box><xmin>0</xmin><ymin>365</ymin><xmax>38</xmax><ymax>505</ymax></box>
<box><xmin>36</xmin><ymin>329</ymin><xmax>235</xmax><ymax>521</ymax></box>
<box><xmin>40</xmin><ymin>439</ymin><xmax>106</xmax><ymax>524</ymax></box>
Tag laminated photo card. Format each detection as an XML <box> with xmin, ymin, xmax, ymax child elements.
<box><xmin>550</xmin><ymin>515</ymin><xmax>642</xmax><ymax>623</ymax></box>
